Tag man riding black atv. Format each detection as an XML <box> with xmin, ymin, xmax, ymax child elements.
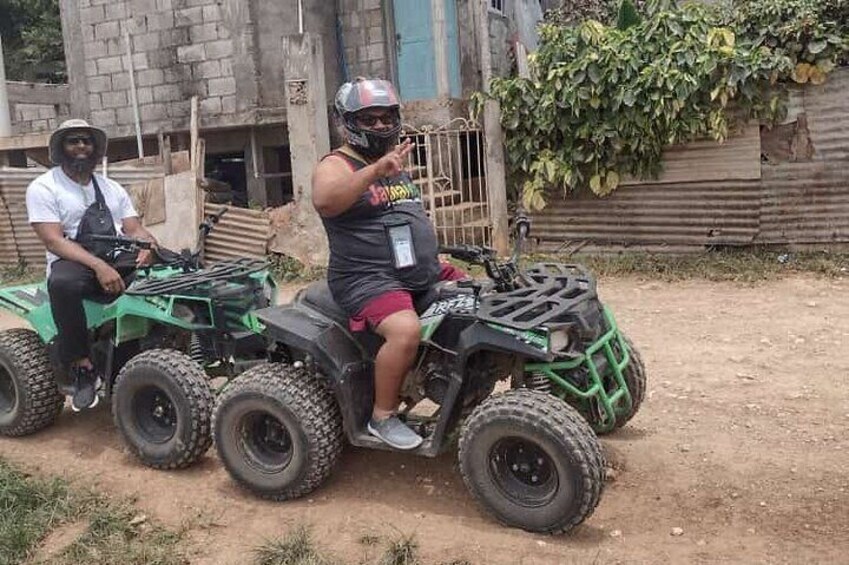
<box><xmin>308</xmin><ymin>77</ymin><xmax>466</xmax><ymax>450</ymax></box>
<box><xmin>25</xmin><ymin>118</ymin><xmax>158</xmax><ymax>411</ymax></box>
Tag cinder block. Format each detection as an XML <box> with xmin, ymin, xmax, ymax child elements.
<box><xmin>80</xmin><ymin>5</ymin><xmax>105</xmax><ymax>24</ymax></box>
<box><xmin>111</xmin><ymin>72</ymin><xmax>130</xmax><ymax>90</ymax></box>
<box><xmin>362</xmin><ymin>0</ymin><xmax>381</xmax><ymax>10</ymax></box>
<box><xmin>153</xmin><ymin>84</ymin><xmax>182</xmax><ymax>102</ymax></box>
<box><xmin>30</xmin><ymin>119</ymin><xmax>50</xmax><ymax>132</ymax></box>
<box><xmin>200</xmin><ymin>96</ymin><xmax>222</xmax><ymax>115</ymax></box>
<box><xmin>89</xmin><ymin>75</ymin><xmax>113</xmax><ymax>93</ymax></box>
<box><xmin>177</xmin><ymin>43</ymin><xmax>206</xmax><ymax>63</ymax></box>
<box><xmin>88</xmin><ymin>93</ymin><xmax>102</xmax><ymax>110</ymax></box>
<box><xmin>169</xmin><ymin>100</ymin><xmax>191</xmax><ymax>118</ymax></box>
<box><xmin>95</xmin><ymin>21</ymin><xmax>120</xmax><ymax>40</ymax></box>
<box><xmin>104</xmin><ymin>2</ymin><xmax>128</xmax><ymax>20</ymax></box>
<box><xmin>102</xmin><ymin>91</ymin><xmax>129</xmax><ymax>109</ymax></box>
<box><xmin>83</xmin><ymin>24</ymin><xmax>96</xmax><ymax>42</ymax></box>
<box><xmin>367</xmin><ymin>26</ymin><xmax>383</xmax><ymax>44</ymax></box>
<box><xmin>139</xmin><ymin>104</ymin><xmax>167</xmax><ymax>122</ymax></box>
<box><xmin>115</xmin><ymin>107</ymin><xmax>134</xmax><ymax>125</ymax></box>
<box><xmin>219</xmin><ymin>58</ymin><xmax>233</xmax><ymax>77</ymax></box>
<box><xmin>146</xmin><ymin>11</ymin><xmax>175</xmax><ymax>32</ymax></box>
<box><xmin>221</xmin><ymin>95</ymin><xmax>236</xmax><ymax>114</ymax></box>
<box><xmin>202</xmin><ymin>4</ymin><xmax>221</xmax><ymax>22</ymax></box>
<box><xmin>366</xmin><ymin>42</ymin><xmax>384</xmax><ymax>61</ymax></box>
<box><xmin>193</xmin><ymin>60</ymin><xmax>221</xmax><ymax>80</ymax></box>
<box><xmin>155</xmin><ymin>0</ymin><xmax>172</xmax><ymax>10</ymax></box>
<box><xmin>208</xmin><ymin>77</ymin><xmax>236</xmax><ymax>96</ymax></box>
<box><xmin>86</xmin><ymin>41</ymin><xmax>108</xmax><ymax>59</ymax></box>
<box><xmin>365</xmin><ymin>10</ymin><xmax>383</xmax><ymax>27</ymax></box>
<box><xmin>132</xmin><ymin>32</ymin><xmax>161</xmax><ymax>51</ymax></box>
<box><xmin>205</xmin><ymin>39</ymin><xmax>233</xmax><ymax>60</ymax></box>
<box><xmin>136</xmin><ymin>68</ymin><xmax>165</xmax><ymax>86</ymax></box>
<box><xmin>97</xmin><ymin>56</ymin><xmax>124</xmax><ymax>75</ymax></box>
<box><xmin>190</xmin><ymin>23</ymin><xmax>218</xmax><ymax>43</ymax></box>
<box><xmin>137</xmin><ymin>86</ymin><xmax>154</xmax><ymax>105</ymax></box>
<box><xmin>85</xmin><ymin>60</ymin><xmax>98</xmax><ymax>77</ymax></box>
<box><xmin>175</xmin><ymin>7</ymin><xmax>204</xmax><ymax>26</ymax></box>
<box><xmin>91</xmin><ymin>109</ymin><xmax>117</xmax><ymax>127</ymax></box>
<box><xmin>160</xmin><ymin>28</ymin><xmax>190</xmax><ymax>47</ymax></box>
<box><xmin>123</xmin><ymin>15</ymin><xmax>148</xmax><ymax>35</ymax></box>
<box><xmin>133</xmin><ymin>0</ymin><xmax>157</xmax><ymax>12</ymax></box>
<box><xmin>217</xmin><ymin>25</ymin><xmax>231</xmax><ymax>40</ymax></box>
<box><xmin>131</xmin><ymin>52</ymin><xmax>149</xmax><ymax>70</ymax></box>
<box><xmin>107</xmin><ymin>38</ymin><xmax>124</xmax><ymax>56</ymax></box>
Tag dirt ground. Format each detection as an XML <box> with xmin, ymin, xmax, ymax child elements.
<box><xmin>1</xmin><ymin>275</ymin><xmax>848</xmax><ymax>565</ymax></box>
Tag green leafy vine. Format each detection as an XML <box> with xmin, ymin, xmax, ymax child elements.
<box><xmin>477</xmin><ymin>0</ymin><xmax>849</xmax><ymax>209</ymax></box>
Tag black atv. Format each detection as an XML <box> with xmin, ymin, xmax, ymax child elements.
<box><xmin>212</xmin><ymin>215</ymin><xmax>646</xmax><ymax>533</ymax></box>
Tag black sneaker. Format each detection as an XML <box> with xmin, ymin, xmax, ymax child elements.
<box><xmin>70</xmin><ymin>366</ymin><xmax>100</xmax><ymax>412</ymax></box>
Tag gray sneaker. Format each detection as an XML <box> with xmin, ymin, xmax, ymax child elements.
<box><xmin>367</xmin><ymin>415</ymin><xmax>423</xmax><ymax>450</ymax></box>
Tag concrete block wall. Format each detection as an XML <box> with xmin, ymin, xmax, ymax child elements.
<box><xmin>6</xmin><ymin>82</ymin><xmax>71</xmax><ymax>134</ymax></box>
<box><xmin>66</xmin><ymin>0</ymin><xmax>254</xmax><ymax>138</ymax></box>
<box><xmin>338</xmin><ymin>0</ymin><xmax>389</xmax><ymax>81</ymax></box>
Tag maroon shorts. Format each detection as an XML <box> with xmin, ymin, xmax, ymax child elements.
<box><xmin>349</xmin><ymin>262</ymin><xmax>467</xmax><ymax>332</ymax></box>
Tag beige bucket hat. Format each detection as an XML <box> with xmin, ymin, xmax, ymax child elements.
<box><xmin>48</xmin><ymin>119</ymin><xmax>108</xmax><ymax>166</ymax></box>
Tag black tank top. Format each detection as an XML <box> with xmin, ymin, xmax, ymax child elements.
<box><xmin>320</xmin><ymin>148</ymin><xmax>440</xmax><ymax>315</ymax></box>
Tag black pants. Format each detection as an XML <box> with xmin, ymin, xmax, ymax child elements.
<box><xmin>47</xmin><ymin>253</ymin><xmax>137</xmax><ymax>367</ymax></box>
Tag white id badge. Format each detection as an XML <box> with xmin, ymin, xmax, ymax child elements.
<box><xmin>388</xmin><ymin>224</ymin><xmax>416</xmax><ymax>269</ymax></box>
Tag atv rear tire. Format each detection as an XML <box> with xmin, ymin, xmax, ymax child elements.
<box><xmin>0</xmin><ymin>329</ymin><xmax>64</xmax><ymax>436</ymax></box>
<box><xmin>213</xmin><ymin>363</ymin><xmax>343</xmax><ymax>500</ymax></box>
<box><xmin>609</xmin><ymin>334</ymin><xmax>646</xmax><ymax>431</ymax></box>
<box><xmin>458</xmin><ymin>389</ymin><xmax>605</xmax><ymax>534</ymax></box>
<box><xmin>112</xmin><ymin>349</ymin><xmax>214</xmax><ymax>469</ymax></box>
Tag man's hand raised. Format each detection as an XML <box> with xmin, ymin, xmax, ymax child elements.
<box><xmin>373</xmin><ymin>138</ymin><xmax>415</xmax><ymax>179</ymax></box>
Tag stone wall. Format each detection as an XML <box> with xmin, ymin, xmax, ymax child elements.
<box><xmin>337</xmin><ymin>0</ymin><xmax>390</xmax><ymax>81</ymax></box>
<box><xmin>6</xmin><ymin>82</ymin><xmax>71</xmax><ymax>134</ymax></box>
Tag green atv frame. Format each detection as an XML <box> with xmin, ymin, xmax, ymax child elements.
<box><xmin>0</xmin><ymin>208</ymin><xmax>276</xmax><ymax>469</ymax></box>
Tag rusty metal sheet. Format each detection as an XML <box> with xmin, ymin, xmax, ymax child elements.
<box><xmin>755</xmin><ymin>68</ymin><xmax>849</xmax><ymax>245</ymax></box>
<box><xmin>621</xmin><ymin>125</ymin><xmax>762</xmax><ymax>186</ymax></box>
<box><xmin>534</xmin><ymin>180</ymin><xmax>762</xmax><ymax>253</ymax></box>
<box><xmin>204</xmin><ymin>203</ymin><xmax>271</xmax><ymax>263</ymax></box>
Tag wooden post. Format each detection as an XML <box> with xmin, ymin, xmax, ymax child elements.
<box><xmin>476</xmin><ymin>0</ymin><xmax>510</xmax><ymax>256</ymax></box>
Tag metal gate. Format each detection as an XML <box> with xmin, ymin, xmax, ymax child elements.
<box><xmin>401</xmin><ymin>118</ymin><xmax>491</xmax><ymax>246</ymax></box>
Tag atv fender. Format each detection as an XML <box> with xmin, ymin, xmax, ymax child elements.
<box><xmin>254</xmin><ymin>305</ymin><xmax>363</xmax><ymax>381</ymax></box>
<box><xmin>456</xmin><ymin>322</ymin><xmax>553</xmax><ymax>368</ymax></box>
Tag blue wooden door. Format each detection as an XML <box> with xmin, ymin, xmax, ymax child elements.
<box><xmin>393</xmin><ymin>0</ymin><xmax>461</xmax><ymax>101</ymax></box>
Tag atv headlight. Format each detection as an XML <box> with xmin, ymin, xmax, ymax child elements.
<box><xmin>549</xmin><ymin>328</ymin><xmax>572</xmax><ymax>354</ymax></box>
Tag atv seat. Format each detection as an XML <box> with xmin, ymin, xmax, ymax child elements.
<box><xmin>300</xmin><ymin>281</ymin><xmax>350</xmax><ymax>328</ymax></box>
<box><xmin>300</xmin><ymin>280</ymin><xmax>463</xmax><ymax>331</ymax></box>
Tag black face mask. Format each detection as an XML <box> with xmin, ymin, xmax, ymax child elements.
<box><xmin>358</xmin><ymin>130</ymin><xmax>400</xmax><ymax>160</ymax></box>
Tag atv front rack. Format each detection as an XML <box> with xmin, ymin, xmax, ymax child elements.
<box><xmin>476</xmin><ymin>262</ymin><xmax>598</xmax><ymax>331</ymax></box>
<box><xmin>126</xmin><ymin>258</ymin><xmax>268</xmax><ymax>296</ymax></box>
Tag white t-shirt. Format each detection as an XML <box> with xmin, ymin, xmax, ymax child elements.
<box><xmin>26</xmin><ymin>167</ymin><xmax>139</xmax><ymax>270</ymax></box>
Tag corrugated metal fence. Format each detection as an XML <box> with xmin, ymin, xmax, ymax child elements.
<box><xmin>533</xmin><ymin>68</ymin><xmax>849</xmax><ymax>253</ymax></box>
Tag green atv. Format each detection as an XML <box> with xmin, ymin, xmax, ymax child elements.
<box><xmin>0</xmin><ymin>209</ymin><xmax>276</xmax><ymax>469</ymax></box>
<box><xmin>213</xmin><ymin>214</ymin><xmax>646</xmax><ymax>533</ymax></box>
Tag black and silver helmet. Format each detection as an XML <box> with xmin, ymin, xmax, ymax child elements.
<box><xmin>334</xmin><ymin>78</ymin><xmax>401</xmax><ymax>159</ymax></box>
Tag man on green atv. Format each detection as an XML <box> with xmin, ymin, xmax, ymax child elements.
<box><xmin>25</xmin><ymin>119</ymin><xmax>158</xmax><ymax>411</ymax></box>
<box><xmin>311</xmin><ymin>78</ymin><xmax>465</xmax><ymax>450</ymax></box>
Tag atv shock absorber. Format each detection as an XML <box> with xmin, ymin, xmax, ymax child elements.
<box><xmin>527</xmin><ymin>371</ymin><xmax>552</xmax><ymax>394</ymax></box>
<box><xmin>189</xmin><ymin>332</ymin><xmax>204</xmax><ymax>365</ymax></box>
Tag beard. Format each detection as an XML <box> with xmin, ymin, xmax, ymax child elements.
<box><xmin>61</xmin><ymin>153</ymin><xmax>98</xmax><ymax>175</ymax></box>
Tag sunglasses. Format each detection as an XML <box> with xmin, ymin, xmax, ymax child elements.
<box><xmin>64</xmin><ymin>135</ymin><xmax>94</xmax><ymax>145</ymax></box>
<box><xmin>355</xmin><ymin>113</ymin><xmax>398</xmax><ymax>127</ymax></box>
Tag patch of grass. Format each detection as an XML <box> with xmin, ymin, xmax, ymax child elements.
<box><xmin>0</xmin><ymin>462</ymin><xmax>74</xmax><ymax>565</ymax></box>
<box><xmin>268</xmin><ymin>253</ymin><xmax>327</xmax><ymax>284</ymax></box>
<box><xmin>379</xmin><ymin>534</ymin><xmax>419</xmax><ymax>565</ymax></box>
<box><xmin>0</xmin><ymin>459</ymin><xmax>185</xmax><ymax>565</ymax></box>
<box><xmin>536</xmin><ymin>247</ymin><xmax>849</xmax><ymax>283</ymax></box>
<box><xmin>253</xmin><ymin>525</ymin><xmax>333</xmax><ymax>565</ymax></box>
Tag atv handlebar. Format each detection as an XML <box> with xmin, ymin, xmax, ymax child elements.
<box><xmin>439</xmin><ymin>211</ymin><xmax>531</xmax><ymax>292</ymax></box>
<box><xmin>85</xmin><ymin>234</ymin><xmax>153</xmax><ymax>250</ymax></box>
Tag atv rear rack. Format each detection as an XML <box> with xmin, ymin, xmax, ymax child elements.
<box><xmin>126</xmin><ymin>258</ymin><xmax>268</xmax><ymax>297</ymax></box>
<box><xmin>476</xmin><ymin>262</ymin><xmax>599</xmax><ymax>331</ymax></box>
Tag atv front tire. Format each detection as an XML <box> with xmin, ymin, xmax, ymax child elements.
<box><xmin>0</xmin><ymin>329</ymin><xmax>64</xmax><ymax>436</ymax></box>
<box><xmin>458</xmin><ymin>389</ymin><xmax>605</xmax><ymax>534</ymax></box>
<box><xmin>213</xmin><ymin>363</ymin><xmax>343</xmax><ymax>500</ymax></box>
<box><xmin>610</xmin><ymin>334</ymin><xmax>646</xmax><ymax>431</ymax></box>
<box><xmin>112</xmin><ymin>349</ymin><xmax>214</xmax><ymax>469</ymax></box>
